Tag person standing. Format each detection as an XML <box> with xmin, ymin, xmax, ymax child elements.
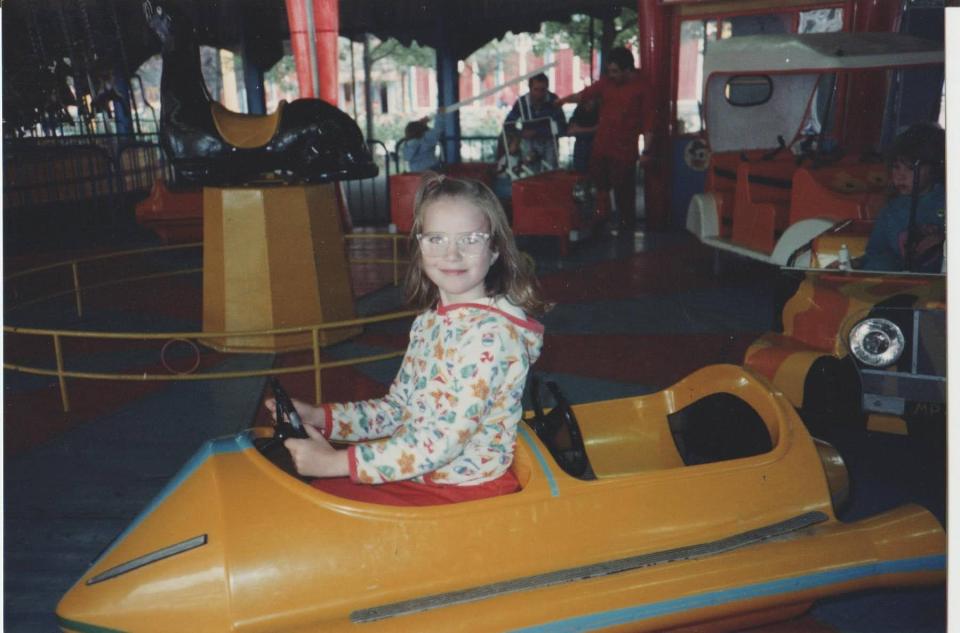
<box><xmin>558</xmin><ymin>48</ymin><xmax>651</xmax><ymax>233</ymax></box>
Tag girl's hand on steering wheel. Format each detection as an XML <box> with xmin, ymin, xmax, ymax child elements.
<box><xmin>283</xmin><ymin>425</ymin><xmax>350</xmax><ymax>478</ymax></box>
<box><xmin>264</xmin><ymin>397</ymin><xmax>327</xmax><ymax>431</ymax></box>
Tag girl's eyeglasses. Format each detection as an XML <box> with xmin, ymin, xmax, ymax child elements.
<box><xmin>417</xmin><ymin>231</ymin><xmax>491</xmax><ymax>257</ymax></box>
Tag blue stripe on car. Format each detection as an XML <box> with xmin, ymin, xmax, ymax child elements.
<box><xmin>56</xmin><ymin>615</ymin><xmax>128</xmax><ymax>633</ymax></box>
<box><xmin>92</xmin><ymin>432</ymin><xmax>254</xmax><ymax>564</ymax></box>
<box><xmin>509</xmin><ymin>554</ymin><xmax>946</xmax><ymax>632</ymax></box>
<box><xmin>518</xmin><ymin>425</ymin><xmax>559</xmax><ymax>497</ymax></box>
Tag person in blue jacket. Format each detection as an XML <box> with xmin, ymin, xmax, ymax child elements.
<box><xmin>862</xmin><ymin>122</ymin><xmax>946</xmax><ymax>273</ymax></box>
<box><xmin>402</xmin><ymin>116</ymin><xmax>441</xmax><ymax>172</ymax></box>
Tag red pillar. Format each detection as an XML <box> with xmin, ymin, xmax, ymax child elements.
<box><xmin>285</xmin><ymin>0</ymin><xmax>339</xmax><ymax>104</ymax></box>
<box><xmin>638</xmin><ymin>0</ymin><xmax>671</xmax><ymax>231</ymax></box>
<box><xmin>286</xmin><ymin>0</ymin><xmax>315</xmax><ymax>98</ymax></box>
<box><xmin>844</xmin><ymin>0</ymin><xmax>902</xmax><ymax>149</ymax></box>
<box><xmin>314</xmin><ymin>0</ymin><xmax>339</xmax><ymax>105</ymax></box>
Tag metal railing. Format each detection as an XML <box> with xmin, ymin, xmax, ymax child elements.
<box><xmin>4</xmin><ymin>233</ymin><xmax>412</xmax><ymax>412</ymax></box>
<box><xmin>3</xmin><ymin>132</ymin><xmax>169</xmax><ymax>209</ymax></box>
<box><xmin>2</xmin><ymin>132</ymin><xmax>577</xmax><ymax>232</ymax></box>
<box><xmin>5</xmin><ymin>313</ymin><xmax>415</xmax><ymax>413</ymax></box>
<box><xmin>341</xmin><ymin>139</ymin><xmax>392</xmax><ymax>226</ymax></box>
<box><xmin>393</xmin><ymin>135</ymin><xmax>578</xmax><ymax>174</ymax></box>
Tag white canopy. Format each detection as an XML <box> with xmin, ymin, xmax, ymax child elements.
<box><xmin>703</xmin><ymin>32</ymin><xmax>943</xmax><ymax>153</ymax></box>
<box><xmin>704</xmin><ymin>32</ymin><xmax>943</xmax><ymax>76</ymax></box>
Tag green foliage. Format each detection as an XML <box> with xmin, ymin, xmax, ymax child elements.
<box><xmin>539</xmin><ymin>14</ymin><xmax>597</xmax><ymax>58</ymax></box>
<box><xmin>370</xmin><ymin>38</ymin><xmax>435</xmax><ymax>69</ymax></box>
<box><xmin>264</xmin><ymin>55</ymin><xmax>298</xmax><ymax>97</ymax></box>
<box><xmin>536</xmin><ymin>8</ymin><xmax>639</xmax><ymax>58</ymax></box>
<box><xmin>612</xmin><ymin>9</ymin><xmax>640</xmax><ymax>49</ymax></box>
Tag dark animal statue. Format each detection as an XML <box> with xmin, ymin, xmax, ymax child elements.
<box><xmin>143</xmin><ymin>0</ymin><xmax>377</xmax><ymax>186</ymax></box>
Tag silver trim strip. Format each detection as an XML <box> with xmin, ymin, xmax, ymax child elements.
<box><xmin>86</xmin><ymin>534</ymin><xmax>208</xmax><ymax>585</ymax></box>
<box><xmin>351</xmin><ymin>511</ymin><xmax>828</xmax><ymax>623</ymax></box>
<box><xmin>860</xmin><ymin>369</ymin><xmax>946</xmax><ymax>381</ymax></box>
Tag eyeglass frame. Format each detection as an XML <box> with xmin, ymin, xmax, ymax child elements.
<box><xmin>416</xmin><ymin>231</ymin><xmax>492</xmax><ymax>257</ymax></box>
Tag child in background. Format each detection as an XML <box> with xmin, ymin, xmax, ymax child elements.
<box><xmin>567</xmin><ymin>97</ymin><xmax>599</xmax><ymax>174</ymax></box>
<box><xmin>862</xmin><ymin>122</ymin><xmax>946</xmax><ymax>272</ymax></box>
<box><xmin>267</xmin><ymin>173</ymin><xmax>549</xmax><ymax>506</ymax></box>
<box><xmin>402</xmin><ymin>116</ymin><xmax>441</xmax><ymax>172</ymax></box>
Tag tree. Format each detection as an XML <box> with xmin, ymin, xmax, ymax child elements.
<box><xmin>536</xmin><ymin>8</ymin><xmax>638</xmax><ymax>58</ymax></box>
<box><xmin>367</xmin><ymin>38</ymin><xmax>435</xmax><ymax>70</ymax></box>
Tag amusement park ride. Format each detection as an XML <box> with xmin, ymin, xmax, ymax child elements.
<box><xmin>142</xmin><ymin>0</ymin><xmax>376</xmax><ymax>351</ymax></box>
<box><xmin>684</xmin><ymin>31</ymin><xmax>943</xmax><ymax>267</ymax></box>
<box><xmin>56</xmin><ymin>365</ymin><xmax>944</xmax><ymax>633</ymax></box>
<box><xmin>39</xmin><ymin>0</ymin><xmax>949</xmax><ymax>631</ymax></box>
<box><xmin>678</xmin><ymin>27</ymin><xmax>945</xmax><ymax>441</ymax></box>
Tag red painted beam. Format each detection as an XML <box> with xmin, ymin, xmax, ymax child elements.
<box><xmin>638</xmin><ymin>0</ymin><xmax>671</xmax><ymax>231</ymax></box>
<box><xmin>313</xmin><ymin>0</ymin><xmax>339</xmax><ymax>105</ymax></box>
<box><xmin>285</xmin><ymin>0</ymin><xmax>316</xmax><ymax>98</ymax></box>
<box><xmin>285</xmin><ymin>0</ymin><xmax>339</xmax><ymax>104</ymax></box>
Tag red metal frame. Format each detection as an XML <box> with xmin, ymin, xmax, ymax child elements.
<box><xmin>644</xmin><ymin>0</ymin><xmax>904</xmax><ymax>231</ymax></box>
<box><xmin>285</xmin><ymin>0</ymin><xmax>339</xmax><ymax>103</ymax></box>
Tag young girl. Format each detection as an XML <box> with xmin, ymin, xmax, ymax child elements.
<box><xmin>267</xmin><ymin>173</ymin><xmax>549</xmax><ymax>505</ymax></box>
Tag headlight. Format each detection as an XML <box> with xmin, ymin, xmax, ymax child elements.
<box><xmin>849</xmin><ymin>317</ymin><xmax>904</xmax><ymax>367</ymax></box>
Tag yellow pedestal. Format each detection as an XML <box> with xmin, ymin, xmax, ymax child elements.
<box><xmin>201</xmin><ymin>184</ymin><xmax>361</xmax><ymax>352</ymax></box>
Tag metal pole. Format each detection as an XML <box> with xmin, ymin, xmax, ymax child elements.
<box><xmin>304</xmin><ymin>0</ymin><xmax>321</xmax><ymax>97</ymax></box>
<box><xmin>72</xmin><ymin>262</ymin><xmax>84</xmax><ymax>318</ymax></box>
<box><xmin>589</xmin><ymin>16</ymin><xmax>595</xmax><ymax>80</ymax></box>
<box><xmin>313</xmin><ymin>0</ymin><xmax>339</xmax><ymax>105</ymax></box>
<box><xmin>363</xmin><ymin>34</ymin><xmax>374</xmax><ymax>141</ymax></box>
<box><xmin>349</xmin><ymin>39</ymin><xmax>359</xmax><ymax>120</ymax></box>
<box><xmin>393</xmin><ymin>236</ymin><xmax>399</xmax><ymax>286</ymax></box>
<box><xmin>53</xmin><ymin>334</ymin><xmax>71</xmax><ymax>412</ymax></box>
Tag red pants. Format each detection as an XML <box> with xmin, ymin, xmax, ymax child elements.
<box><xmin>590</xmin><ymin>154</ymin><xmax>637</xmax><ymax>229</ymax></box>
<box><xmin>311</xmin><ymin>470</ymin><xmax>521</xmax><ymax>506</ymax></box>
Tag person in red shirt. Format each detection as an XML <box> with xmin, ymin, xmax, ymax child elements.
<box><xmin>558</xmin><ymin>47</ymin><xmax>651</xmax><ymax>233</ymax></box>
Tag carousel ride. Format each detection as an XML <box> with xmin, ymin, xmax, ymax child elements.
<box><xmin>140</xmin><ymin>0</ymin><xmax>379</xmax><ymax>352</ymax></box>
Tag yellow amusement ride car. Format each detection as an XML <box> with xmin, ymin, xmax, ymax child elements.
<box><xmin>57</xmin><ymin>365</ymin><xmax>943</xmax><ymax>633</ymax></box>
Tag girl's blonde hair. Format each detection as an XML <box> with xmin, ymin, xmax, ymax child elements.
<box><xmin>404</xmin><ymin>172</ymin><xmax>551</xmax><ymax>318</ymax></box>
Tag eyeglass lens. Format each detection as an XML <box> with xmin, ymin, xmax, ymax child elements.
<box><xmin>420</xmin><ymin>232</ymin><xmax>489</xmax><ymax>255</ymax></box>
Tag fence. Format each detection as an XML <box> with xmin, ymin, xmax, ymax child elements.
<box><xmin>394</xmin><ymin>135</ymin><xmax>577</xmax><ymax>173</ymax></box>
<box><xmin>4</xmin><ymin>235</ymin><xmax>412</xmax><ymax>412</ymax></box>
<box><xmin>3</xmin><ymin>133</ymin><xmax>169</xmax><ymax>209</ymax></box>
<box><xmin>3</xmin><ymin>133</ymin><xmax>397</xmax><ymax>229</ymax></box>
<box><xmin>342</xmin><ymin>139</ymin><xmax>392</xmax><ymax>226</ymax></box>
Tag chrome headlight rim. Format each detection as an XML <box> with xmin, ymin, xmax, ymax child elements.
<box><xmin>848</xmin><ymin>317</ymin><xmax>905</xmax><ymax>368</ymax></box>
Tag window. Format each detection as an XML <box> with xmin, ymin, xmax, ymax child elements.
<box><xmin>674</xmin><ymin>7</ymin><xmax>844</xmax><ymax>134</ymax></box>
<box><xmin>724</xmin><ymin>75</ymin><xmax>773</xmax><ymax>106</ymax></box>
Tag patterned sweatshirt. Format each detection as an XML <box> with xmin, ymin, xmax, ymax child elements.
<box><xmin>321</xmin><ymin>297</ymin><xmax>544</xmax><ymax>486</ymax></box>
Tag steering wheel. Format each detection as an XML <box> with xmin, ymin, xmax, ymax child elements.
<box><xmin>255</xmin><ymin>379</ymin><xmax>310</xmax><ymax>480</ymax></box>
<box><xmin>527</xmin><ymin>376</ymin><xmax>593</xmax><ymax>479</ymax></box>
